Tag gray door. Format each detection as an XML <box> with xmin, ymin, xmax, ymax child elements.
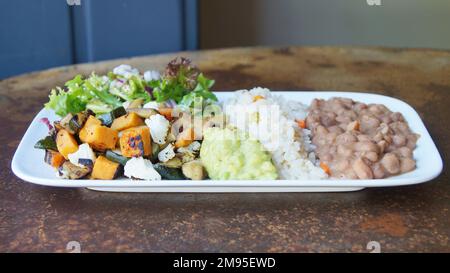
<box><xmin>0</xmin><ymin>0</ymin><xmax>198</xmax><ymax>79</ymax></box>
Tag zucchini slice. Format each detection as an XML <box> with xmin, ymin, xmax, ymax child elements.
<box><xmin>154</xmin><ymin>163</ymin><xmax>186</xmax><ymax>180</ymax></box>
<box><xmin>98</xmin><ymin>106</ymin><xmax>127</xmax><ymax>127</ymax></box>
<box><xmin>68</xmin><ymin>112</ymin><xmax>89</xmax><ymax>133</ymax></box>
<box><xmin>105</xmin><ymin>150</ymin><xmax>129</xmax><ymax>166</ymax></box>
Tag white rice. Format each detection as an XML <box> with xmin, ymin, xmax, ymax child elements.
<box><xmin>224</xmin><ymin>87</ymin><xmax>327</xmax><ymax>180</ymax></box>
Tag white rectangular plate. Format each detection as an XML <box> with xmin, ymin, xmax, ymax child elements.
<box><xmin>12</xmin><ymin>92</ymin><xmax>443</xmax><ymax>192</ymax></box>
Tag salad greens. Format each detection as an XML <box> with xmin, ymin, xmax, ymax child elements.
<box><xmin>147</xmin><ymin>57</ymin><xmax>217</xmax><ymax>106</ymax></box>
<box><xmin>45</xmin><ymin>58</ymin><xmax>217</xmax><ymax>117</ymax></box>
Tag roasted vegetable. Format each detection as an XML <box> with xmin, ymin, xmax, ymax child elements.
<box><xmin>91</xmin><ymin>156</ymin><xmax>122</xmax><ymax>180</ymax></box>
<box><xmin>127</xmin><ymin>108</ymin><xmax>158</xmax><ymax>119</ymax></box>
<box><xmin>44</xmin><ymin>150</ymin><xmax>66</xmax><ymax>168</ymax></box>
<box><xmin>150</xmin><ymin>142</ymin><xmax>160</xmax><ymax>162</ymax></box>
<box><xmin>98</xmin><ymin>106</ymin><xmax>127</xmax><ymax>127</ymax></box>
<box><xmin>78</xmin><ymin>158</ymin><xmax>94</xmax><ymax>170</ymax></box>
<box><xmin>127</xmin><ymin>98</ymin><xmax>145</xmax><ymax>109</ymax></box>
<box><xmin>35</xmin><ymin>136</ymin><xmax>57</xmax><ymax>151</ymax></box>
<box><xmin>79</xmin><ymin>115</ymin><xmax>102</xmax><ymax>141</ymax></box>
<box><xmin>154</xmin><ymin>163</ymin><xmax>186</xmax><ymax>180</ymax></box>
<box><xmin>158</xmin><ymin>108</ymin><xmax>173</xmax><ymax>121</ymax></box>
<box><xmin>56</xmin><ymin>129</ymin><xmax>79</xmax><ymax>159</ymax></box>
<box><xmin>83</xmin><ymin>125</ymin><xmax>118</xmax><ymax>151</ymax></box>
<box><xmin>111</xmin><ymin>112</ymin><xmax>144</xmax><ymax>131</ymax></box>
<box><xmin>98</xmin><ymin>114</ymin><xmax>114</xmax><ymax>127</ymax></box>
<box><xmin>175</xmin><ymin>127</ymin><xmax>195</xmax><ymax>148</ymax></box>
<box><xmin>68</xmin><ymin>111</ymin><xmax>90</xmax><ymax>133</ymax></box>
<box><xmin>58</xmin><ymin>161</ymin><xmax>91</xmax><ymax>179</ymax></box>
<box><xmin>119</xmin><ymin>126</ymin><xmax>152</xmax><ymax>157</ymax></box>
<box><xmin>79</xmin><ymin>116</ymin><xmax>118</xmax><ymax>151</ymax></box>
<box><xmin>105</xmin><ymin>150</ymin><xmax>129</xmax><ymax>165</ymax></box>
<box><xmin>59</xmin><ymin>113</ymin><xmax>75</xmax><ymax>134</ymax></box>
<box><xmin>178</xmin><ymin>151</ymin><xmax>196</xmax><ymax>163</ymax></box>
<box><xmin>161</xmin><ymin>156</ymin><xmax>183</xmax><ymax>168</ymax></box>
<box><xmin>182</xmin><ymin>160</ymin><xmax>206</xmax><ymax>180</ymax></box>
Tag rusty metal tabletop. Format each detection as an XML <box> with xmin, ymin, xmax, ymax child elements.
<box><xmin>0</xmin><ymin>46</ymin><xmax>448</xmax><ymax>252</ymax></box>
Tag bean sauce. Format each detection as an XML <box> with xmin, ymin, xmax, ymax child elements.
<box><xmin>306</xmin><ymin>97</ymin><xmax>419</xmax><ymax>179</ymax></box>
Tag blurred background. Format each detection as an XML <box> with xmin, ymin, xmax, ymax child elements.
<box><xmin>1</xmin><ymin>0</ymin><xmax>449</xmax><ymax>79</ymax></box>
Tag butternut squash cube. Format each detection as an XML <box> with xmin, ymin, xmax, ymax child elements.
<box><xmin>81</xmin><ymin>125</ymin><xmax>118</xmax><ymax>151</ymax></box>
<box><xmin>111</xmin><ymin>112</ymin><xmax>144</xmax><ymax>131</ymax></box>
<box><xmin>119</xmin><ymin>126</ymin><xmax>152</xmax><ymax>157</ymax></box>
<box><xmin>56</xmin><ymin>129</ymin><xmax>79</xmax><ymax>159</ymax></box>
<box><xmin>91</xmin><ymin>156</ymin><xmax>121</xmax><ymax>180</ymax></box>
<box><xmin>79</xmin><ymin>115</ymin><xmax>102</xmax><ymax>142</ymax></box>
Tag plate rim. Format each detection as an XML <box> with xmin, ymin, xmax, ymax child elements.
<box><xmin>11</xmin><ymin>91</ymin><xmax>443</xmax><ymax>190</ymax></box>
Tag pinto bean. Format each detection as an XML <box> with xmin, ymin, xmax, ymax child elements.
<box><xmin>360</xmin><ymin>115</ymin><xmax>380</xmax><ymax>133</ymax></box>
<box><xmin>321</xmin><ymin>153</ymin><xmax>333</xmax><ymax>162</ymax></box>
<box><xmin>364</xmin><ymin>151</ymin><xmax>379</xmax><ymax>162</ymax></box>
<box><xmin>391</xmin><ymin>112</ymin><xmax>404</xmax><ymax>122</ymax></box>
<box><xmin>373</xmin><ymin>132</ymin><xmax>383</xmax><ymax>142</ymax></box>
<box><xmin>383</xmin><ymin>134</ymin><xmax>392</xmax><ymax>144</ymax></box>
<box><xmin>400</xmin><ymin>158</ymin><xmax>416</xmax><ymax>173</ymax></box>
<box><xmin>372</xmin><ymin>163</ymin><xmax>386</xmax><ymax>179</ymax></box>
<box><xmin>320</xmin><ymin>112</ymin><xmax>337</xmax><ymax>127</ymax></box>
<box><xmin>336</xmin><ymin>115</ymin><xmax>352</xmax><ymax>124</ymax></box>
<box><xmin>315</xmin><ymin>125</ymin><xmax>329</xmax><ymax>136</ymax></box>
<box><xmin>381</xmin><ymin>153</ymin><xmax>400</xmax><ymax>174</ymax></box>
<box><xmin>353</xmin><ymin>141</ymin><xmax>379</xmax><ymax>153</ymax></box>
<box><xmin>352</xmin><ymin>158</ymin><xmax>374</xmax><ymax>179</ymax></box>
<box><xmin>354</xmin><ymin>103</ymin><xmax>367</xmax><ymax>112</ymax></box>
<box><xmin>369</xmin><ymin>105</ymin><xmax>383</xmax><ymax>114</ymax></box>
<box><xmin>337</xmin><ymin>145</ymin><xmax>353</xmax><ymax>157</ymax></box>
<box><xmin>380</xmin><ymin>115</ymin><xmax>392</xmax><ymax>124</ymax></box>
<box><xmin>406</xmin><ymin>140</ymin><xmax>416</xmax><ymax>149</ymax></box>
<box><xmin>336</xmin><ymin>133</ymin><xmax>357</xmax><ymax>145</ymax></box>
<box><xmin>392</xmin><ymin>135</ymin><xmax>406</xmax><ymax>146</ymax></box>
<box><xmin>357</xmin><ymin>134</ymin><xmax>371</xmax><ymax>142</ymax></box>
<box><xmin>325</xmin><ymin>132</ymin><xmax>338</xmax><ymax>143</ymax></box>
<box><xmin>377</xmin><ymin>140</ymin><xmax>388</xmax><ymax>153</ymax></box>
<box><xmin>379</xmin><ymin>124</ymin><xmax>390</xmax><ymax>135</ymax></box>
<box><xmin>396</xmin><ymin>146</ymin><xmax>413</xmax><ymax>158</ymax></box>
<box><xmin>332</xmin><ymin>159</ymin><xmax>350</xmax><ymax>172</ymax></box>
<box><xmin>328</xmin><ymin>125</ymin><xmax>344</xmax><ymax>134</ymax></box>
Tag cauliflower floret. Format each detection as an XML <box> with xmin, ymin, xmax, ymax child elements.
<box><xmin>143</xmin><ymin>101</ymin><xmax>160</xmax><ymax>110</ymax></box>
<box><xmin>124</xmin><ymin>157</ymin><xmax>161</xmax><ymax>180</ymax></box>
<box><xmin>113</xmin><ymin>64</ymin><xmax>140</xmax><ymax>79</ymax></box>
<box><xmin>158</xmin><ymin>144</ymin><xmax>176</xmax><ymax>162</ymax></box>
<box><xmin>68</xmin><ymin>143</ymin><xmax>96</xmax><ymax>167</ymax></box>
<box><xmin>145</xmin><ymin>114</ymin><xmax>170</xmax><ymax>144</ymax></box>
<box><xmin>144</xmin><ymin>70</ymin><xmax>161</xmax><ymax>82</ymax></box>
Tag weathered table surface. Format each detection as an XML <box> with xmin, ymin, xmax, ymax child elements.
<box><xmin>0</xmin><ymin>46</ymin><xmax>448</xmax><ymax>252</ymax></box>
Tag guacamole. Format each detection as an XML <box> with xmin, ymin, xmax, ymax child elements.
<box><xmin>200</xmin><ymin>127</ymin><xmax>278</xmax><ymax>180</ymax></box>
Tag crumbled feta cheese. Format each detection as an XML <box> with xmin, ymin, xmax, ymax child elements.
<box><xmin>110</xmin><ymin>79</ymin><xmax>124</xmax><ymax>89</ymax></box>
<box><xmin>124</xmin><ymin>157</ymin><xmax>161</xmax><ymax>180</ymax></box>
<box><xmin>158</xmin><ymin>144</ymin><xmax>176</xmax><ymax>162</ymax></box>
<box><xmin>68</xmin><ymin>143</ymin><xmax>96</xmax><ymax>167</ymax></box>
<box><xmin>145</xmin><ymin>114</ymin><xmax>170</xmax><ymax>144</ymax></box>
<box><xmin>113</xmin><ymin>64</ymin><xmax>140</xmax><ymax>79</ymax></box>
<box><xmin>144</xmin><ymin>70</ymin><xmax>160</xmax><ymax>82</ymax></box>
<box><xmin>143</xmin><ymin>101</ymin><xmax>160</xmax><ymax>110</ymax></box>
<box><xmin>101</xmin><ymin>76</ymin><xmax>109</xmax><ymax>84</ymax></box>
